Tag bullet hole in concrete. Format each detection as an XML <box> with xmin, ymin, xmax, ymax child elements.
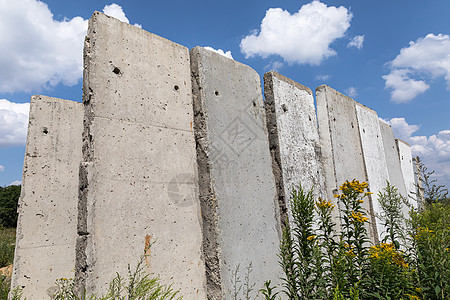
<box><xmin>253</xmin><ymin>101</ymin><xmax>257</xmax><ymax>107</ymax></box>
<box><xmin>113</xmin><ymin>67</ymin><xmax>121</xmax><ymax>75</ymax></box>
<box><xmin>363</xmin><ymin>129</ymin><xmax>366</xmax><ymax>133</ymax></box>
<box><xmin>174</xmin><ymin>85</ymin><xmax>179</xmax><ymax>91</ymax></box>
<box><xmin>215</xmin><ymin>90</ymin><xmax>220</xmax><ymax>96</ymax></box>
<box><xmin>282</xmin><ymin>104</ymin><xmax>288</xmax><ymax>113</ymax></box>
<box><xmin>43</xmin><ymin>127</ymin><xmax>48</xmax><ymax>134</ymax></box>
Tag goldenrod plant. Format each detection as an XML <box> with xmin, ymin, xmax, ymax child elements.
<box><xmin>267</xmin><ymin>179</ymin><xmax>449</xmax><ymax>300</ymax></box>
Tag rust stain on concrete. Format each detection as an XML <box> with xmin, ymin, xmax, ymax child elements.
<box><xmin>145</xmin><ymin>234</ymin><xmax>152</xmax><ymax>272</ymax></box>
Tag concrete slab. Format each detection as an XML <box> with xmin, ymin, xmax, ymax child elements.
<box><xmin>11</xmin><ymin>95</ymin><xmax>83</xmax><ymax>299</ymax></box>
<box><xmin>191</xmin><ymin>47</ymin><xmax>283</xmax><ymax>299</ymax></box>
<box><xmin>316</xmin><ymin>85</ymin><xmax>378</xmax><ymax>242</ymax></box>
<box><xmin>76</xmin><ymin>12</ymin><xmax>206</xmax><ymax>298</ymax></box>
<box><xmin>379</xmin><ymin>121</ymin><xmax>411</xmax><ymax>219</ymax></box>
<box><xmin>263</xmin><ymin>71</ymin><xmax>326</xmax><ymax>224</ymax></box>
<box><xmin>396</xmin><ymin>139</ymin><xmax>418</xmax><ymax>209</ymax></box>
<box><xmin>355</xmin><ymin>104</ymin><xmax>390</xmax><ymax>239</ymax></box>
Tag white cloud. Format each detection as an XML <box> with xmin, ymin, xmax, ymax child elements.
<box><xmin>264</xmin><ymin>61</ymin><xmax>284</xmax><ymax>72</ymax></box>
<box><xmin>348</xmin><ymin>35</ymin><xmax>364</xmax><ymax>49</ymax></box>
<box><xmin>203</xmin><ymin>47</ymin><xmax>234</xmax><ymax>59</ymax></box>
<box><xmin>103</xmin><ymin>3</ymin><xmax>142</xmax><ymax>28</ymax></box>
<box><xmin>0</xmin><ymin>0</ymin><xmax>88</xmax><ymax>93</ymax></box>
<box><xmin>0</xmin><ymin>1</ymin><xmax>139</xmax><ymax>93</ymax></box>
<box><xmin>384</xmin><ymin>117</ymin><xmax>450</xmax><ymax>188</ymax></box>
<box><xmin>240</xmin><ymin>1</ymin><xmax>352</xmax><ymax>65</ymax></box>
<box><xmin>0</xmin><ymin>99</ymin><xmax>30</xmax><ymax>147</ymax></box>
<box><xmin>383</xmin><ymin>33</ymin><xmax>450</xmax><ymax>102</ymax></box>
<box><xmin>345</xmin><ymin>86</ymin><xmax>358</xmax><ymax>98</ymax></box>
<box><xmin>9</xmin><ymin>180</ymin><xmax>22</xmax><ymax>186</ymax></box>
<box><xmin>382</xmin><ymin>69</ymin><xmax>430</xmax><ymax>103</ymax></box>
<box><xmin>315</xmin><ymin>74</ymin><xmax>332</xmax><ymax>81</ymax></box>
<box><xmin>0</xmin><ymin>165</ymin><xmax>4</xmax><ymax>172</ymax></box>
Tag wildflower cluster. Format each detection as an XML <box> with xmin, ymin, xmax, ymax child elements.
<box><xmin>269</xmin><ymin>180</ymin><xmax>450</xmax><ymax>300</ymax></box>
<box><xmin>370</xmin><ymin>243</ymin><xmax>409</xmax><ymax>269</ymax></box>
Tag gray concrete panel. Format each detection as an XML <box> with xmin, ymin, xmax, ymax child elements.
<box><xmin>355</xmin><ymin>104</ymin><xmax>390</xmax><ymax>240</ymax></box>
<box><xmin>263</xmin><ymin>72</ymin><xmax>325</xmax><ymax>225</ymax></box>
<box><xmin>191</xmin><ymin>47</ymin><xmax>283</xmax><ymax>299</ymax></box>
<box><xmin>379</xmin><ymin>121</ymin><xmax>411</xmax><ymax>219</ymax></box>
<box><xmin>11</xmin><ymin>95</ymin><xmax>83</xmax><ymax>299</ymax></box>
<box><xmin>76</xmin><ymin>12</ymin><xmax>206</xmax><ymax>298</ymax></box>
<box><xmin>316</xmin><ymin>85</ymin><xmax>377</xmax><ymax>242</ymax></box>
<box><xmin>396</xmin><ymin>139</ymin><xmax>418</xmax><ymax>209</ymax></box>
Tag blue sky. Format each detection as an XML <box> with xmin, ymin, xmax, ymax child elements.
<box><xmin>1</xmin><ymin>0</ymin><xmax>449</xmax><ymax>189</ymax></box>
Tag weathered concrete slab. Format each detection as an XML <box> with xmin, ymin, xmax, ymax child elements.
<box><xmin>379</xmin><ymin>121</ymin><xmax>411</xmax><ymax>219</ymax></box>
<box><xmin>355</xmin><ymin>104</ymin><xmax>389</xmax><ymax>239</ymax></box>
<box><xmin>396</xmin><ymin>139</ymin><xmax>418</xmax><ymax>209</ymax></box>
<box><xmin>191</xmin><ymin>47</ymin><xmax>283</xmax><ymax>299</ymax></box>
<box><xmin>76</xmin><ymin>12</ymin><xmax>206</xmax><ymax>298</ymax></box>
<box><xmin>413</xmin><ymin>157</ymin><xmax>425</xmax><ymax>209</ymax></box>
<box><xmin>316</xmin><ymin>85</ymin><xmax>378</xmax><ymax>242</ymax></box>
<box><xmin>263</xmin><ymin>71</ymin><xmax>325</xmax><ymax>224</ymax></box>
<box><xmin>11</xmin><ymin>95</ymin><xmax>82</xmax><ymax>299</ymax></box>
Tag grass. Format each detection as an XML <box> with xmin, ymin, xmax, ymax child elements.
<box><xmin>0</xmin><ymin>227</ymin><xmax>16</xmax><ymax>300</ymax></box>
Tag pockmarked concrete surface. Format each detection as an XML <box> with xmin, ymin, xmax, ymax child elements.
<box><xmin>191</xmin><ymin>47</ymin><xmax>283</xmax><ymax>299</ymax></box>
<box><xmin>11</xmin><ymin>95</ymin><xmax>83</xmax><ymax>299</ymax></box>
<box><xmin>264</xmin><ymin>71</ymin><xmax>326</xmax><ymax>225</ymax></box>
<box><xmin>355</xmin><ymin>104</ymin><xmax>390</xmax><ymax>240</ymax></box>
<box><xmin>76</xmin><ymin>12</ymin><xmax>206</xmax><ymax>298</ymax></box>
<box><xmin>396</xmin><ymin>139</ymin><xmax>418</xmax><ymax>209</ymax></box>
<box><xmin>316</xmin><ymin>85</ymin><xmax>377</xmax><ymax>243</ymax></box>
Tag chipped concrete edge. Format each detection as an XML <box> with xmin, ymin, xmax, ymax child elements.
<box><xmin>263</xmin><ymin>72</ymin><xmax>288</xmax><ymax>226</ymax></box>
<box><xmin>190</xmin><ymin>46</ymin><xmax>223</xmax><ymax>300</ymax></box>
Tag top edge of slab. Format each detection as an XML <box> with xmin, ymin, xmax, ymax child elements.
<box><xmin>31</xmin><ymin>95</ymin><xmax>78</xmax><ymax>105</ymax></box>
<box><xmin>191</xmin><ymin>46</ymin><xmax>260</xmax><ymax>77</ymax></box>
<box><xmin>354</xmin><ymin>101</ymin><xmax>377</xmax><ymax>115</ymax></box>
<box><xmin>264</xmin><ymin>71</ymin><xmax>312</xmax><ymax>95</ymax></box>
<box><xmin>90</xmin><ymin>11</ymin><xmax>188</xmax><ymax>51</ymax></box>
<box><xmin>315</xmin><ymin>85</ymin><xmax>353</xmax><ymax>102</ymax></box>
<box><xmin>378</xmin><ymin>119</ymin><xmax>392</xmax><ymax>128</ymax></box>
<box><xmin>395</xmin><ymin>138</ymin><xmax>411</xmax><ymax>147</ymax></box>
<box><xmin>316</xmin><ymin>85</ymin><xmax>377</xmax><ymax>114</ymax></box>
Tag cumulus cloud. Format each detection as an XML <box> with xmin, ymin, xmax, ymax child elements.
<box><xmin>345</xmin><ymin>86</ymin><xmax>358</xmax><ymax>98</ymax></box>
<box><xmin>382</xmin><ymin>69</ymin><xmax>430</xmax><ymax>103</ymax></box>
<box><xmin>203</xmin><ymin>47</ymin><xmax>234</xmax><ymax>59</ymax></box>
<box><xmin>0</xmin><ymin>165</ymin><xmax>4</xmax><ymax>172</ymax></box>
<box><xmin>103</xmin><ymin>3</ymin><xmax>142</xmax><ymax>28</ymax></box>
<box><xmin>0</xmin><ymin>99</ymin><xmax>30</xmax><ymax>147</ymax></box>
<box><xmin>0</xmin><ymin>1</ymin><xmax>138</xmax><ymax>93</ymax></box>
<box><xmin>383</xmin><ymin>33</ymin><xmax>450</xmax><ymax>103</ymax></box>
<box><xmin>348</xmin><ymin>35</ymin><xmax>364</xmax><ymax>49</ymax></box>
<box><xmin>9</xmin><ymin>180</ymin><xmax>22</xmax><ymax>186</ymax></box>
<box><xmin>0</xmin><ymin>0</ymin><xmax>87</xmax><ymax>93</ymax></box>
<box><xmin>240</xmin><ymin>0</ymin><xmax>352</xmax><ymax>65</ymax></box>
<box><xmin>384</xmin><ymin>117</ymin><xmax>450</xmax><ymax>188</ymax></box>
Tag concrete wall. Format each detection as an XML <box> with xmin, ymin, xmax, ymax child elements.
<box><xmin>396</xmin><ymin>139</ymin><xmax>418</xmax><ymax>209</ymax></box>
<box><xmin>11</xmin><ymin>95</ymin><xmax>82</xmax><ymax>299</ymax></box>
<box><xmin>316</xmin><ymin>85</ymin><xmax>377</xmax><ymax>242</ymax></box>
<box><xmin>355</xmin><ymin>104</ymin><xmax>390</xmax><ymax>239</ymax></box>
<box><xmin>76</xmin><ymin>12</ymin><xmax>206</xmax><ymax>298</ymax></box>
<box><xmin>190</xmin><ymin>47</ymin><xmax>283</xmax><ymax>299</ymax></box>
<box><xmin>263</xmin><ymin>71</ymin><xmax>325</xmax><ymax>224</ymax></box>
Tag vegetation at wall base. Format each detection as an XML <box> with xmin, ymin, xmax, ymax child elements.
<box><xmin>261</xmin><ymin>179</ymin><xmax>449</xmax><ymax>300</ymax></box>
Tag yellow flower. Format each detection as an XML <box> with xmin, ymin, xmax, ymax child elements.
<box><xmin>307</xmin><ymin>235</ymin><xmax>316</xmax><ymax>241</ymax></box>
